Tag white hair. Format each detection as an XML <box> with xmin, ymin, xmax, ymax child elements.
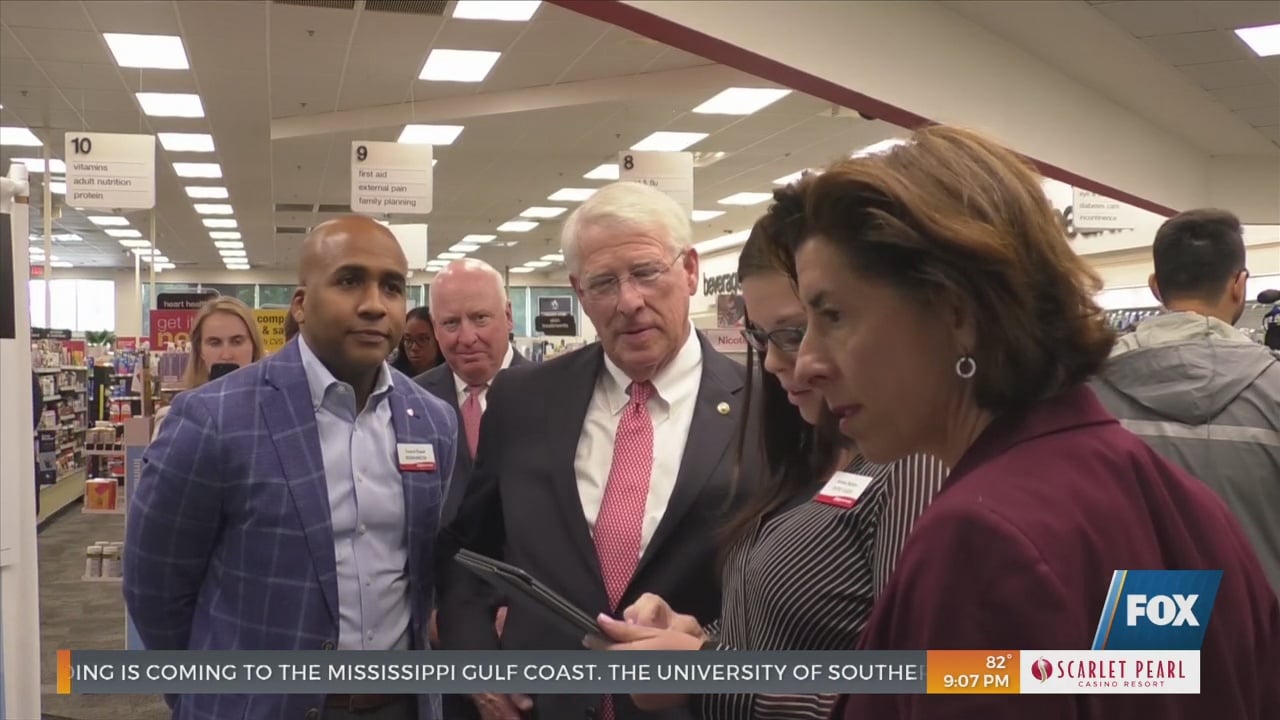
<box><xmin>560</xmin><ymin>181</ymin><xmax>692</xmax><ymax>275</ymax></box>
<box><xmin>428</xmin><ymin>258</ymin><xmax>507</xmax><ymax>308</ymax></box>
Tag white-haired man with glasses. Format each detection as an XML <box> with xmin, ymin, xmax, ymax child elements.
<box><xmin>436</xmin><ymin>181</ymin><xmax>757</xmax><ymax>720</ymax></box>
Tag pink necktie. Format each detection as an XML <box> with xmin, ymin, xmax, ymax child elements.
<box><xmin>595</xmin><ymin>381</ymin><xmax>655</xmax><ymax>720</ymax></box>
<box><xmin>461</xmin><ymin>384</ymin><xmax>485</xmax><ymax>458</ymax></box>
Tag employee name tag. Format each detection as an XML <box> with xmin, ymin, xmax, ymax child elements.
<box><xmin>813</xmin><ymin>471</ymin><xmax>875</xmax><ymax>508</ymax></box>
<box><xmin>397</xmin><ymin>443</ymin><xmax>436</xmax><ymax>472</ymax></box>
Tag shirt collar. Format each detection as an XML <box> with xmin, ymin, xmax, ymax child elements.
<box><xmin>452</xmin><ymin>344</ymin><xmax>515</xmax><ymax>397</ymax></box>
<box><xmin>297</xmin><ymin>334</ymin><xmax>394</xmax><ymax>411</ymax></box>
<box><xmin>600</xmin><ymin>321</ymin><xmax>702</xmax><ymax>416</ymax></box>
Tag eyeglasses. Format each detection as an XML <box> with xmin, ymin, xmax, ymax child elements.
<box><xmin>580</xmin><ymin>251</ymin><xmax>685</xmax><ymax>302</ymax></box>
<box><xmin>403</xmin><ymin>335</ymin><xmax>434</xmax><ymax>348</ymax></box>
<box><xmin>741</xmin><ymin>324</ymin><xmax>805</xmax><ymax>354</ymax></box>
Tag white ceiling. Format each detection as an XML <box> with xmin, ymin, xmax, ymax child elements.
<box><xmin>0</xmin><ymin>0</ymin><xmax>903</xmax><ymax>276</ymax></box>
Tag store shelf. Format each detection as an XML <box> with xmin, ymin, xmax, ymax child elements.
<box><xmin>85</xmin><ymin>449</ymin><xmax>126</xmax><ymax>457</ymax></box>
<box><xmin>34</xmin><ymin>368</ymin><xmax>60</xmax><ymax>375</ymax></box>
<box><xmin>37</xmin><ymin>467</ymin><xmax>86</xmax><ymax>524</ymax></box>
<box><xmin>82</xmin><ymin>575</ymin><xmax>122</xmax><ymax>583</ymax></box>
<box><xmin>82</xmin><ymin>507</ymin><xmax>125</xmax><ymax>516</ymax></box>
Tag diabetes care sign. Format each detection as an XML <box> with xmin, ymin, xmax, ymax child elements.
<box><xmin>63</xmin><ymin>132</ymin><xmax>156</xmax><ymax>210</ymax></box>
<box><xmin>350</xmin><ymin>141</ymin><xmax>433</xmax><ymax>215</ymax></box>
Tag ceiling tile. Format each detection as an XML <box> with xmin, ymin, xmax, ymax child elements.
<box><xmin>1</xmin><ymin>26</ymin><xmax>30</xmax><ymax>58</ymax></box>
<box><xmin>1095</xmin><ymin>1</ymin><xmax>1215</xmax><ymax>37</ymax></box>
<box><xmin>40</xmin><ymin>61</ymin><xmax>120</xmax><ymax>90</ymax></box>
<box><xmin>1260</xmin><ymin>56</ymin><xmax>1280</xmax><ymax>84</ymax></box>
<box><xmin>351</xmin><ymin>9</ymin><xmax>441</xmax><ymax>48</ymax></box>
<box><xmin>0</xmin><ymin>0</ymin><xmax>92</xmax><ymax>30</ymax></box>
<box><xmin>9</xmin><ymin>27</ymin><xmax>113</xmax><ymax>64</ymax></box>
<box><xmin>122</xmin><ymin>71</ymin><xmax>200</xmax><ymax>94</ymax></box>
<box><xmin>1191</xmin><ymin>1</ymin><xmax>1280</xmax><ymax>31</ymax></box>
<box><xmin>83</xmin><ymin>0</ymin><xmax>181</xmax><ymax>34</ymax></box>
<box><xmin>1143</xmin><ymin>30</ymin><xmax>1249</xmax><ymax>66</ymax></box>
<box><xmin>270</xmin><ymin>41</ymin><xmax>347</xmax><ymax>77</ymax></box>
<box><xmin>0</xmin><ymin>57</ymin><xmax>46</xmax><ymax>86</ymax></box>
<box><xmin>268</xmin><ymin>3</ymin><xmax>356</xmax><ymax>48</ymax></box>
<box><xmin>1211</xmin><ymin>83</ymin><xmax>1280</xmax><ymax>111</ymax></box>
<box><xmin>1179</xmin><ymin>59</ymin><xmax>1273</xmax><ymax>90</ymax></box>
<box><xmin>1253</xmin><ymin>125</ymin><xmax>1280</xmax><ymax>144</ymax></box>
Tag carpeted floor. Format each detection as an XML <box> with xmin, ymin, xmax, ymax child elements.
<box><xmin>36</xmin><ymin>505</ymin><xmax>169</xmax><ymax>720</ymax></box>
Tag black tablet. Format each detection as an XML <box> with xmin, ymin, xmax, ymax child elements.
<box><xmin>454</xmin><ymin>549</ymin><xmax>600</xmax><ymax>638</ymax></box>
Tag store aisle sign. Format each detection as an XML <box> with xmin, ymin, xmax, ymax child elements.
<box><xmin>253</xmin><ymin>309</ymin><xmax>289</xmax><ymax>355</ymax></box>
<box><xmin>63</xmin><ymin>132</ymin><xmax>156</xmax><ymax>210</ymax></box>
<box><xmin>1072</xmin><ymin>188</ymin><xmax>1140</xmax><ymax>231</ymax></box>
<box><xmin>618</xmin><ymin>151</ymin><xmax>694</xmax><ymax>215</ymax></box>
<box><xmin>350</xmin><ymin>141</ymin><xmax>433</xmax><ymax>215</ymax></box>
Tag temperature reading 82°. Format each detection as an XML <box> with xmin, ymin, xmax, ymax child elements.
<box><xmin>355</xmin><ymin>145</ymin><xmax>368</xmax><ymax>162</ymax></box>
<box><xmin>987</xmin><ymin>654</ymin><xmax>1010</xmax><ymax>670</ymax></box>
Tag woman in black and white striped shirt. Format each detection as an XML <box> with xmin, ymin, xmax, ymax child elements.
<box><xmin>592</xmin><ymin>182</ymin><xmax>948</xmax><ymax>719</ymax></box>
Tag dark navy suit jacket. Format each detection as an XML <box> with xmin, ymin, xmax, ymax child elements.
<box><xmin>838</xmin><ymin>385</ymin><xmax>1280</xmax><ymax>720</ymax></box>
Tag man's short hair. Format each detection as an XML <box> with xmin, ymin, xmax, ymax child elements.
<box><xmin>1152</xmin><ymin>209</ymin><xmax>1245</xmax><ymax>303</ymax></box>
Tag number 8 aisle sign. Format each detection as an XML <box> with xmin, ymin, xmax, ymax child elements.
<box><xmin>63</xmin><ymin>132</ymin><xmax>156</xmax><ymax>210</ymax></box>
<box><xmin>618</xmin><ymin>151</ymin><xmax>694</xmax><ymax>215</ymax></box>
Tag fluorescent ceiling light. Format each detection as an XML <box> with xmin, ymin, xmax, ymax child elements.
<box><xmin>103</xmin><ymin>33</ymin><xmax>189</xmax><ymax>70</ymax></box>
<box><xmin>105</xmin><ymin>229</ymin><xmax>143</xmax><ymax>238</ymax></box>
<box><xmin>437</xmin><ymin>252</ymin><xmax>466</xmax><ymax>260</ymax></box>
<box><xmin>88</xmin><ymin>216</ymin><xmax>130</xmax><ymax>226</ymax></box>
<box><xmin>397</xmin><ymin>124</ymin><xmax>464</xmax><ymax>145</ymax></box>
<box><xmin>53</xmin><ymin>233</ymin><xmax>81</xmax><ymax>242</ymax></box>
<box><xmin>691</xmin><ymin>210</ymin><xmax>724</xmax><ymax>222</ymax></box>
<box><xmin>460</xmin><ymin>234</ymin><xmax>496</xmax><ymax>244</ymax></box>
<box><xmin>509</xmin><ymin>266</ymin><xmax>535</xmax><ymax>273</ymax></box>
<box><xmin>158</xmin><ymin>132</ymin><xmax>214</xmax><ymax>153</ymax></box>
<box><xmin>193</xmin><ymin>203</ymin><xmax>234</xmax><ymax>215</ymax></box>
<box><xmin>185</xmin><ymin>186</ymin><xmax>228</xmax><ymax>199</ymax></box>
<box><xmin>519</xmin><ymin>206</ymin><xmax>567</xmax><ymax>219</ymax></box>
<box><xmin>213</xmin><ymin>241</ymin><xmax>243</xmax><ymax>249</ymax></box>
<box><xmin>173</xmin><ymin>162</ymin><xmax>221</xmax><ymax>178</ymax></box>
<box><xmin>131</xmin><ymin>248</ymin><xmax>162</xmax><ymax>257</ymax></box>
<box><xmin>50</xmin><ymin>181</ymin><xmax>66</xmax><ymax>195</ymax></box>
<box><xmin>450</xmin><ymin>242</ymin><xmax>480</xmax><ymax>252</ymax></box>
<box><xmin>524</xmin><ymin>260</ymin><xmax>551</xmax><ymax>268</ymax></box>
<box><xmin>548</xmin><ymin>188</ymin><xmax>596</xmax><ymax>202</ymax></box>
<box><xmin>693</xmin><ymin>229</ymin><xmax>750</xmax><ymax>256</ymax></box>
<box><xmin>219</xmin><ymin>249</ymin><xmax>247</xmax><ymax>257</ymax></box>
<box><xmin>153</xmin><ymin>262</ymin><xmax>176</xmax><ymax>271</ymax></box>
<box><xmin>203</xmin><ymin>218</ymin><xmax>236</xmax><ymax>228</ymax></box>
<box><xmin>718</xmin><ymin>192</ymin><xmax>773</xmax><ymax>206</ymax></box>
<box><xmin>50</xmin><ymin>261</ymin><xmax>74</xmax><ymax>269</ymax></box>
<box><xmin>145</xmin><ymin>256</ymin><xmax>171</xmax><ymax>265</ymax></box>
<box><xmin>584</xmin><ymin>163</ymin><xmax>619</xmax><ymax>180</ymax></box>
<box><xmin>773</xmin><ymin>170</ymin><xmax>806</xmax><ymax>185</ymax></box>
<box><xmin>118</xmin><ymin>239</ymin><xmax>152</xmax><ymax>248</ymax></box>
<box><xmin>693</xmin><ymin>87</ymin><xmax>790</xmax><ymax>115</ymax></box>
<box><xmin>1235</xmin><ymin>23</ymin><xmax>1280</xmax><ymax>57</ymax></box>
<box><xmin>630</xmin><ymin>131</ymin><xmax>707</xmax><ymax>152</ymax></box>
<box><xmin>0</xmin><ymin>127</ymin><xmax>42</xmax><ymax>146</ymax></box>
<box><xmin>209</xmin><ymin>231</ymin><xmax>241</xmax><ymax>240</ymax></box>
<box><xmin>852</xmin><ymin>138</ymin><xmax>910</xmax><ymax>158</ymax></box>
<box><xmin>541</xmin><ymin>253</ymin><xmax>564</xmax><ymax>262</ymax></box>
<box><xmin>13</xmin><ymin>158</ymin><xmax>66</xmax><ymax>174</ymax></box>
<box><xmin>136</xmin><ymin>92</ymin><xmax>204</xmax><ymax>118</ymax></box>
<box><xmin>453</xmin><ymin>0</ymin><xmax>540</xmax><ymax>21</ymax></box>
<box><xmin>225</xmin><ymin>264</ymin><xmax>250</xmax><ymax>271</ymax></box>
<box><xmin>497</xmin><ymin>220</ymin><xmax>538</xmax><ymax>232</ymax></box>
<box><xmin>420</xmin><ymin>49</ymin><xmax>501</xmax><ymax>82</ymax></box>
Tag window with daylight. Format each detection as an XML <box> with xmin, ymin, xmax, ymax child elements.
<box><xmin>28</xmin><ymin>279</ymin><xmax>116</xmax><ymax>333</ymax></box>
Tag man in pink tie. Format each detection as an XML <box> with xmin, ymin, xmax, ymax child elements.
<box><xmin>437</xmin><ymin>182</ymin><xmax>755</xmax><ymax>720</ymax></box>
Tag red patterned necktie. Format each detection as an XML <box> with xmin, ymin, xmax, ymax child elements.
<box><xmin>461</xmin><ymin>384</ymin><xmax>486</xmax><ymax>458</ymax></box>
<box><xmin>594</xmin><ymin>380</ymin><xmax>656</xmax><ymax>720</ymax></box>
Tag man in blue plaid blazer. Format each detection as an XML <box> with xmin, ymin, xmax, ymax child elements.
<box><xmin>125</xmin><ymin>217</ymin><xmax>457</xmax><ymax>720</ymax></box>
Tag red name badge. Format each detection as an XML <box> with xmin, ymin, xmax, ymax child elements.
<box><xmin>813</xmin><ymin>471</ymin><xmax>875</xmax><ymax>508</ymax></box>
<box><xmin>396</xmin><ymin>443</ymin><xmax>437</xmax><ymax>472</ymax></box>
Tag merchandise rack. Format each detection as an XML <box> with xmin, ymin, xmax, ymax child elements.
<box><xmin>32</xmin><ymin>328</ymin><xmax>89</xmax><ymax>524</ymax></box>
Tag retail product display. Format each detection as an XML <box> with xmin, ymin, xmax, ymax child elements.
<box><xmin>31</xmin><ymin>328</ymin><xmax>89</xmax><ymax>522</ymax></box>
<box><xmin>83</xmin><ymin>541</ymin><xmax>124</xmax><ymax>581</ymax></box>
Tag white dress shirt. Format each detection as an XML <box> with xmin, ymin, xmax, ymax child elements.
<box><xmin>574</xmin><ymin>324</ymin><xmax>703</xmax><ymax>554</ymax></box>
<box><xmin>451</xmin><ymin>344</ymin><xmax>515</xmax><ymax>412</ymax></box>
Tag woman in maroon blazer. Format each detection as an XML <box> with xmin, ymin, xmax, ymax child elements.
<box><xmin>785</xmin><ymin>126</ymin><xmax>1279</xmax><ymax>719</ymax></box>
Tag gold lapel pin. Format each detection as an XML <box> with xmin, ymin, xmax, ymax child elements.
<box><xmin>716</xmin><ymin>402</ymin><xmax>730</xmax><ymax>415</ymax></box>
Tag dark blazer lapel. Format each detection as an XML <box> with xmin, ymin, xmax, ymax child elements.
<box><xmin>546</xmin><ymin>345</ymin><xmax>608</xmax><ymax>585</ymax></box>
<box><xmin>634</xmin><ymin>334</ymin><xmax>744</xmax><ymax>580</ymax></box>
<box><xmin>260</xmin><ymin>342</ymin><xmax>339</xmax><ymax>626</ymax></box>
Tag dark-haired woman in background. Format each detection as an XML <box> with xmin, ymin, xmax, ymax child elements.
<box><xmin>390</xmin><ymin>305</ymin><xmax>442</xmax><ymax>377</ymax></box>
<box><xmin>592</xmin><ymin>183</ymin><xmax>947</xmax><ymax>719</ymax></box>
<box><xmin>787</xmin><ymin>126</ymin><xmax>1278</xmax><ymax>719</ymax></box>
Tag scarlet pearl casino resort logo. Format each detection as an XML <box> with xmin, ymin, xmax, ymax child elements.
<box><xmin>1031</xmin><ymin>658</ymin><xmax>1053</xmax><ymax>682</ymax></box>
<box><xmin>1018</xmin><ymin>652</ymin><xmax>1199</xmax><ymax>694</ymax></box>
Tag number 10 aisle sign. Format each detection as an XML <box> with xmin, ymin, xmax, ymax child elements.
<box><xmin>350</xmin><ymin>141</ymin><xmax>433</xmax><ymax>215</ymax></box>
<box><xmin>63</xmin><ymin>132</ymin><xmax>156</xmax><ymax>210</ymax></box>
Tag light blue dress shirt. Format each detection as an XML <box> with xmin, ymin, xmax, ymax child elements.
<box><xmin>298</xmin><ymin>337</ymin><xmax>411</xmax><ymax>651</ymax></box>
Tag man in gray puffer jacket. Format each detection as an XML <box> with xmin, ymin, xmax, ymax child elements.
<box><xmin>1093</xmin><ymin>208</ymin><xmax>1280</xmax><ymax>596</ymax></box>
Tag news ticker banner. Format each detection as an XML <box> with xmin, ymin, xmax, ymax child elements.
<box><xmin>58</xmin><ymin>650</ymin><xmax>1199</xmax><ymax>695</ymax></box>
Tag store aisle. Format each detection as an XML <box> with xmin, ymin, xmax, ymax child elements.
<box><xmin>37</xmin><ymin>508</ymin><xmax>167</xmax><ymax>720</ymax></box>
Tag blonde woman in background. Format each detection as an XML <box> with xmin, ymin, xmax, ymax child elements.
<box><xmin>152</xmin><ymin>296</ymin><xmax>265</xmax><ymax>439</ymax></box>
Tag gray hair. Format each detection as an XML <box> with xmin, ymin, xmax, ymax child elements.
<box><xmin>560</xmin><ymin>181</ymin><xmax>692</xmax><ymax>275</ymax></box>
<box><xmin>428</xmin><ymin>258</ymin><xmax>507</xmax><ymax>308</ymax></box>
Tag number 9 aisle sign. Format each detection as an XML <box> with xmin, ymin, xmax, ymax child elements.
<box><xmin>350</xmin><ymin>141</ymin><xmax>433</xmax><ymax>215</ymax></box>
<box><xmin>63</xmin><ymin>132</ymin><xmax>156</xmax><ymax>210</ymax></box>
<box><xmin>618</xmin><ymin>151</ymin><xmax>694</xmax><ymax>215</ymax></box>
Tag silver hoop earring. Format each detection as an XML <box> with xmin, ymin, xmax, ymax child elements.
<box><xmin>955</xmin><ymin>355</ymin><xmax>977</xmax><ymax>379</ymax></box>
